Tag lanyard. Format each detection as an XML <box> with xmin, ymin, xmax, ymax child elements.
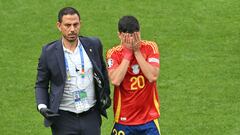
<box><xmin>79</xmin><ymin>44</ymin><xmax>85</xmax><ymax>78</ymax></box>
<box><xmin>64</xmin><ymin>44</ymin><xmax>85</xmax><ymax>80</ymax></box>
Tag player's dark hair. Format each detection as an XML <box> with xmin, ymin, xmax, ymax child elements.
<box><xmin>118</xmin><ymin>16</ymin><xmax>140</xmax><ymax>33</ymax></box>
<box><xmin>58</xmin><ymin>7</ymin><xmax>80</xmax><ymax>23</ymax></box>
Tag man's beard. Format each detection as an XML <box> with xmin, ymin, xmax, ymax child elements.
<box><xmin>64</xmin><ymin>34</ymin><xmax>78</xmax><ymax>43</ymax></box>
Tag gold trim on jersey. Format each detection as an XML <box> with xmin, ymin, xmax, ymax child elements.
<box><xmin>153</xmin><ymin>119</ymin><xmax>161</xmax><ymax>135</ymax></box>
<box><xmin>141</xmin><ymin>40</ymin><xmax>159</xmax><ymax>54</ymax></box>
<box><xmin>153</xmin><ymin>90</ymin><xmax>160</xmax><ymax>115</ymax></box>
<box><xmin>115</xmin><ymin>90</ymin><xmax>122</xmax><ymax>122</ymax></box>
<box><xmin>106</xmin><ymin>45</ymin><xmax>122</xmax><ymax>59</ymax></box>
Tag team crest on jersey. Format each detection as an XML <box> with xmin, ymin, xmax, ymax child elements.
<box><xmin>131</xmin><ymin>64</ymin><xmax>140</xmax><ymax>74</ymax></box>
<box><xmin>107</xmin><ymin>58</ymin><xmax>113</xmax><ymax>68</ymax></box>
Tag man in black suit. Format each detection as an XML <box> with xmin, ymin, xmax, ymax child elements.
<box><xmin>35</xmin><ymin>7</ymin><xmax>111</xmax><ymax>135</ymax></box>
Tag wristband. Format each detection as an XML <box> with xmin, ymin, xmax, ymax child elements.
<box><xmin>122</xmin><ymin>46</ymin><xmax>133</xmax><ymax>61</ymax></box>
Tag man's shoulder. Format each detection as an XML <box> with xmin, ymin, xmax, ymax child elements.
<box><xmin>141</xmin><ymin>40</ymin><xmax>159</xmax><ymax>53</ymax></box>
<box><xmin>43</xmin><ymin>40</ymin><xmax>61</xmax><ymax>50</ymax></box>
<box><xmin>79</xmin><ymin>36</ymin><xmax>102</xmax><ymax>49</ymax></box>
<box><xmin>106</xmin><ymin>45</ymin><xmax>122</xmax><ymax>58</ymax></box>
<box><xmin>141</xmin><ymin>40</ymin><xmax>158</xmax><ymax>47</ymax></box>
<box><xmin>79</xmin><ymin>36</ymin><xmax>100</xmax><ymax>42</ymax></box>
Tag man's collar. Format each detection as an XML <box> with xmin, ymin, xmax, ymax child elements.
<box><xmin>62</xmin><ymin>38</ymin><xmax>81</xmax><ymax>53</ymax></box>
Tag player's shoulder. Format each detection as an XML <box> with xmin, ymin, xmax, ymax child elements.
<box><xmin>141</xmin><ymin>40</ymin><xmax>159</xmax><ymax>53</ymax></box>
<box><xmin>141</xmin><ymin>40</ymin><xmax>158</xmax><ymax>48</ymax></box>
<box><xmin>106</xmin><ymin>44</ymin><xmax>123</xmax><ymax>58</ymax></box>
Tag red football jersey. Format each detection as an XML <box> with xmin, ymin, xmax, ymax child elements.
<box><xmin>106</xmin><ymin>40</ymin><xmax>160</xmax><ymax>125</ymax></box>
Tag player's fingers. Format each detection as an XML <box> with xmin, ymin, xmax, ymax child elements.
<box><xmin>132</xmin><ymin>32</ymin><xmax>138</xmax><ymax>46</ymax></box>
<box><xmin>135</xmin><ymin>32</ymin><xmax>140</xmax><ymax>42</ymax></box>
<box><xmin>123</xmin><ymin>33</ymin><xmax>127</xmax><ymax>44</ymax></box>
<box><xmin>126</xmin><ymin>33</ymin><xmax>130</xmax><ymax>44</ymax></box>
<box><xmin>137</xmin><ymin>32</ymin><xmax>141</xmax><ymax>41</ymax></box>
<box><xmin>133</xmin><ymin>32</ymin><xmax>137</xmax><ymax>41</ymax></box>
<box><xmin>134</xmin><ymin>33</ymin><xmax>139</xmax><ymax>45</ymax></box>
<box><xmin>130</xmin><ymin>35</ymin><xmax>133</xmax><ymax>45</ymax></box>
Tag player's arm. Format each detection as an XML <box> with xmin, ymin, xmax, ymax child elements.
<box><xmin>133</xmin><ymin>32</ymin><xmax>160</xmax><ymax>83</ymax></box>
<box><xmin>108</xmin><ymin>33</ymin><xmax>133</xmax><ymax>86</ymax></box>
<box><xmin>108</xmin><ymin>59</ymin><xmax>130</xmax><ymax>86</ymax></box>
<box><xmin>134</xmin><ymin>50</ymin><xmax>159</xmax><ymax>83</ymax></box>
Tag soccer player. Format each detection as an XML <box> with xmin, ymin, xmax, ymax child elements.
<box><xmin>106</xmin><ymin>16</ymin><xmax>161</xmax><ymax>135</ymax></box>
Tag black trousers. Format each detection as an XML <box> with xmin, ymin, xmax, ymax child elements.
<box><xmin>51</xmin><ymin>107</ymin><xmax>102</xmax><ymax>135</ymax></box>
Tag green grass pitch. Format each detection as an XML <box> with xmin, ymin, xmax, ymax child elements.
<box><xmin>0</xmin><ymin>0</ymin><xmax>239</xmax><ymax>134</ymax></box>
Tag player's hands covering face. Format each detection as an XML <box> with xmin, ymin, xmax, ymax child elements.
<box><xmin>132</xmin><ymin>32</ymin><xmax>141</xmax><ymax>51</ymax></box>
<box><xmin>121</xmin><ymin>33</ymin><xmax>133</xmax><ymax>49</ymax></box>
<box><xmin>120</xmin><ymin>32</ymin><xmax>141</xmax><ymax>60</ymax></box>
<box><xmin>121</xmin><ymin>32</ymin><xmax>141</xmax><ymax>50</ymax></box>
<box><xmin>120</xmin><ymin>33</ymin><xmax>133</xmax><ymax>60</ymax></box>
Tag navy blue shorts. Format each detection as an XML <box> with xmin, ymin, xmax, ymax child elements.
<box><xmin>111</xmin><ymin>119</ymin><xmax>161</xmax><ymax>135</ymax></box>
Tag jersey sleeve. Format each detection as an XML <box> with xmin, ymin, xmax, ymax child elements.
<box><xmin>146</xmin><ymin>41</ymin><xmax>160</xmax><ymax>67</ymax></box>
<box><xmin>106</xmin><ymin>48</ymin><xmax>120</xmax><ymax>71</ymax></box>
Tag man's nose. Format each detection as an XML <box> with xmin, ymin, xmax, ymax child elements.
<box><xmin>70</xmin><ymin>25</ymin><xmax>75</xmax><ymax>31</ymax></box>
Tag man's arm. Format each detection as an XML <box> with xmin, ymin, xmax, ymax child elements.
<box><xmin>108</xmin><ymin>33</ymin><xmax>133</xmax><ymax>86</ymax></box>
<box><xmin>35</xmin><ymin>46</ymin><xmax>60</xmax><ymax>119</ymax></box>
<box><xmin>35</xmin><ymin>46</ymin><xmax>50</xmax><ymax>108</ymax></box>
<box><xmin>132</xmin><ymin>32</ymin><xmax>160</xmax><ymax>83</ymax></box>
<box><xmin>134</xmin><ymin>50</ymin><xmax>159</xmax><ymax>83</ymax></box>
<box><xmin>108</xmin><ymin>58</ymin><xmax>130</xmax><ymax>86</ymax></box>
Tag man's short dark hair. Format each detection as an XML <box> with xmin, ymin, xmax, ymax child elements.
<box><xmin>58</xmin><ymin>7</ymin><xmax>80</xmax><ymax>23</ymax></box>
<box><xmin>118</xmin><ymin>16</ymin><xmax>140</xmax><ymax>33</ymax></box>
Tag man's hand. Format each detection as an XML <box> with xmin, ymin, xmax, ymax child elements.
<box><xmin>39</xmin><ymin>108</ymin><xmax>60</xmax><ymax>120</ymax></box>
<box><xmin>132</xmin><ymin>32</ymin><xmax>141</xmax><ymax>52</ymax></box>
<box><xmin>121</xmin><ymin>33</ymin><xmax>133</xmax><ymax>60</ymax></box>
<box><xmin>121</xmin><ymin>33</ymin><xmax>133</xmax><ymax>49</ymax></box>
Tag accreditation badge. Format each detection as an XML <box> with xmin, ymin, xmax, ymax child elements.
<box><xmin>73</xmin><ymin>89</ymin><xmax>89</xmax><ymax>111</ymax></box>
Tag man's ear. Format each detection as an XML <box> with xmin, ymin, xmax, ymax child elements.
<box><xmin>56</xmin><ymin>22</ymin><xmax>61</xmax><ymax>32</ymax></box>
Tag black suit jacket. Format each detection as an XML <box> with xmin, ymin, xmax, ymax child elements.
<box><xmin>35</xmin><ymin>36</ymin><xmax>111</xmax><ymax>127</ymax></box>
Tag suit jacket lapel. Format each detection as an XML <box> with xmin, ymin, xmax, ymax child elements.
<box><xmin>55</xmin><ymin>40</ymin><xmax>66</xmax><ymax>79</ymax></box>
<box><xmin>80</xmin><ymin>37</ymin><xmax>99</xmax><ymax>73</ymax></box>
<box><xmin>80</xmin><ymin>37</ymin><xmax>104</xmax><ymax>88</ymax></box>
<box><xmin>80</xmin><ymin>37</ymin><xmax>94</xmax><ymax>60</ymax></box>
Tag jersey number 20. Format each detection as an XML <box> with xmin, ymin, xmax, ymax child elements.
<box><xmin>130</xmin><ymin>75</ymin><xmax>145</xmax><ymax>90</ymax></box>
